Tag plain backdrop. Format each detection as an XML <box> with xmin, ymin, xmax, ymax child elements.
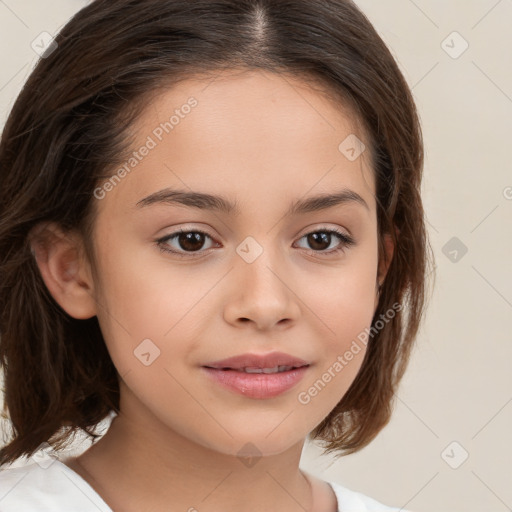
<box><xmin>0</xmin><ymin>1</ymin><xmax>511</xmax><ymax>511</ymax></box>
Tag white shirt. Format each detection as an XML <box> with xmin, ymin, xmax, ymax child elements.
<box><xmin>0</xmin><ymin>458</ymin><xmax>410</xmax><ymax>511</ymax></box>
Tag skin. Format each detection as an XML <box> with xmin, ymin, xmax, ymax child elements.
<box><xmin>31</xmin><ymin>69</ymin><xmax>393</xmax><ymax>512</ymax></box>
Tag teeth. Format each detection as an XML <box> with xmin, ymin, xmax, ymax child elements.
<box><xmin>241</xmin><ymin>365</ymin><xmax>294</xmax><ymax>374</ymax></box>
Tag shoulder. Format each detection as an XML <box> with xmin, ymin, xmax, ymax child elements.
<box><xmin>326</xmin><ymin>480</ymin><xmax>412</xmax><ymax>512</ymax></box>
<box><xmin>0</xmin><ymin>457</ymin><xmax>112</xmax><ymax>511</ymax></box>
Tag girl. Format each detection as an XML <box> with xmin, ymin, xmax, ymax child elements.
<box><xmin>0</xmin><ymin>1</ymin><xmax>433</xmax><ymax>510</ymax></box>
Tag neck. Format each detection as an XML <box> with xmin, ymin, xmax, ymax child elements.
<box><xmin>66</xmin><ymin>408</ymin><xmax>316</xmax><ymax>512</ymax></box>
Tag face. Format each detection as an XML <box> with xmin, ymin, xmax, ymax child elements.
<box><xmin>82</xmin><ymin>69</ymin><xmax>386</xmax><ymax>458</ymax></box>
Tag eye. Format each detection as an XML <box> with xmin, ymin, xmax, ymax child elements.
<box><xmin>155</xmin><ymin>227</ymin><xmax>356</xmax><ymax>258</ymax></box>
<box><xmin>156</xmin><ymin>228</ymin><xmax>217</xmax><ymax>258</ymax></box>
<box><xmin>294</xmin><ymin>228</ymin><xmax>355</xmax><ymax>256</ymax></box>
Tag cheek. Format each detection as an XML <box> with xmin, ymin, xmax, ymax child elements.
<box><xmin>91</xmin><ymin>240</ymin><xmax>218</xmax><ymax>377</ymax></box>
<box><xmin>303</xmin><ymin>246</ymin><xmax>379</xmax><ymax>343</ymax></box>
<box><xmin>292</xmin><ymin>301</ymin><xmax>374</xmax><ymax>432</ymax></box>
<box><xmin>301</xmin><ymin>250</ymin><xmax>377</xmax><ymax>379</ymax></box>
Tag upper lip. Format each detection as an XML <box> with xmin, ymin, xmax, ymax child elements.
<box><xmin>203</xmin><ymin>351</ymin><xmax>310</xmax><ymax>370</ymax></box>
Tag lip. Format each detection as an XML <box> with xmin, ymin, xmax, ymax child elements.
<box><xmin>203</xmin><ymin>351</ymin><xmax>310</xmax><ymax>370</ymax></box>
<box><xmin>201</xmin><ymin>351</ymin><xmax>310</xmax><ymax>399</ymax></box>
<box><xmin>201</xmin><ymin>366</ymin><xmax>309</xmax><ymax>399</ymax></box>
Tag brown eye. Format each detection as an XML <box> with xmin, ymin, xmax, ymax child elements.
<box><xmin>175</xmin><ymin>231</ymin><xmax>207</xmax><ymax>252</ymax></box>
<box><xmin>306</xmin><ymin>232</ymin><xmax>331</xmax><ymax>251</ymax></box>
<box><xmin>157</xmin><ymin>229</ymin><xmax>217</xmax><ymax>257</ymax></box>
<box><xmin>295</xmin><ymin>229</ymin><xmax>355</xmax><ymax>256</ymax></box>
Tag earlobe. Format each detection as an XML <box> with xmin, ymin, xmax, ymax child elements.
<box><xmin>29</xmin><ymin>222</ymin><xmax>97</xmax><ymax>320</ymax></box>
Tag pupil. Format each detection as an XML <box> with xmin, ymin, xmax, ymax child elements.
<box><xmin>179</xmin><ymin>232</ymin><xmax>204</xmax><ymax>251</ymax></box>
<box><xmin>308</xmin><ymin>232</ymin><xmax>330</xmax><ymax>251</ymax></box>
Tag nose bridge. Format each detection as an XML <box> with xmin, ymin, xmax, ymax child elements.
<box><xmin>235</xmin><ymin>233</ymin><xmax>286</xmax><ymax>296</ymax></box>
<box><xmin>225</xmin><ymin>233</ymin><xmax>298</xmax><ymax>328</ymax></box>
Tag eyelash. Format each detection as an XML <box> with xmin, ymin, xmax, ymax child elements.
<box><xmin>156</xmin><ymin>227</ymin><xmax>355</xmax><ymax>259</ymax></box>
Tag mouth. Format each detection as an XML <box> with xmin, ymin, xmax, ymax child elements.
<box><xmin>201</xmin><ymin>365</ymin><xmax>310</xmax><ymax>399</ymax></box>
<box><xmin>201</xmin><ymin>352</ymin><xmax>311</xmax><ymax>399</ymax></box>
<box><xmin>203</xmin><ymin>351</ymin><xmax>310</xmax><ymax>372</ymax></box>
<box><xmin>202</xmin><ymin>352</ymin><xmax>311</xmax><ymax>400</ymax></box>
<box><xmin>203</xmin><ymin>365</ymin><xmax>308</xmax><ymax>373</ymax></box>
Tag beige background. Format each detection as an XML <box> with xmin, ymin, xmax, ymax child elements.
<box><xmin>1</xmin><ymin>1</ymin><xmax>511</xmax><ymax>511</ymax></box>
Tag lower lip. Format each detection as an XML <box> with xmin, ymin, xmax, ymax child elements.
<box><xmin>201</xmin><ymin>366</ymin><xmax>309</xmax><ymax>399</ymax></box>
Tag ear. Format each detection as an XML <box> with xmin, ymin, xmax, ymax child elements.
<box><xmin>28</xmin><ymin>222</ymin><xmax>97</xmax><ymax>319</ymax></box>
<box><xmin>374</xmin><ymin>228</ymin><xmax>397</xmax><ymax>312</ymax></box>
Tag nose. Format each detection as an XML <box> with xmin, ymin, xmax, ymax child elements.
<box><xmin>222</xmin><ymin>243</ymin><xmax>300</xmax><ymax>331</ymax></box>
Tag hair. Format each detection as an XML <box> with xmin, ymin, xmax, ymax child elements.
<box><xmin>0</xmin><ymin>0</ymin><xmax>434</xmax><ymax>466</ymax></box>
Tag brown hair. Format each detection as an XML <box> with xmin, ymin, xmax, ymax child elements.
<box><xmin>0</xmin><ymin>0</ymin><xmax>434</xmax><ymax>466</ymax></box>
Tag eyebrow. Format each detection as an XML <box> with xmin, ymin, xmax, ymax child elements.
<box><xmin>134</xmin><ymin>187</ymin><xmax>370</xmax><ymax>216</ymax></box>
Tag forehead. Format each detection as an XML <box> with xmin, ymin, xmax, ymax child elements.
<box><xmin>97</xmin><ymin>69</ymin><xmax>375</xmax><ymax>217</ymax></box>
